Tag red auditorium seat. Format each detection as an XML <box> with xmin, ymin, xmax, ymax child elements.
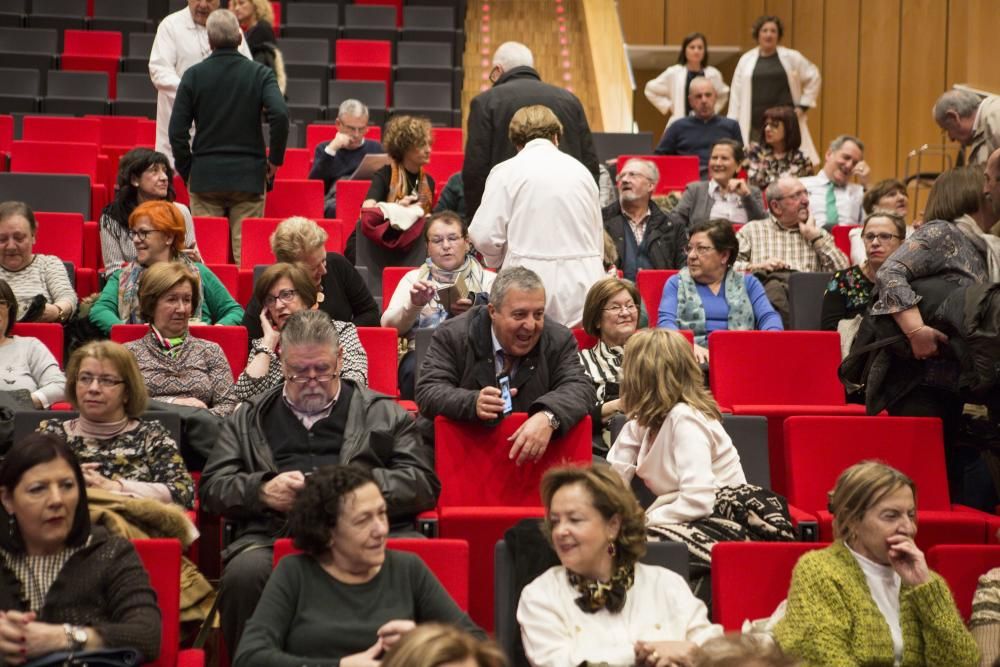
<box><xmin>712</xmin><ymin>542</ymin><xmax>826</xmax><ymax>630</ymax></box>
<box><xmin>783</xmin><ymin>416</ymin><xmax>998</xmax><ymax>550</ymax></box>
<box><xmin>264</xmin><ymin>179</ymin><xmax>324</xmax><ymax>219</ymax></box>
<box><xmin>305</xmin><ymin>123</ymin><xmax>382</xmax><ymax>150</ymax></box>
<box><xmin>335</xmin><ymin>40</ymin><xmax>392</xmax><ymax>103</ymax></box>
<box><xmin>110</xmin><ymin>324</ymin><xmax>248</xmax><ymax>381</ymax></box>
<box><xmin>10</xmin><ymin>140</ymin><xmax>107</xmax><ymax>217</ymax></box>
<box><xmin>431</xmin><ymin>127</ymin><xmax>463</xmax><ymax>152</ymax></box>
<box><xmin>423</xmin><ymin>151</ymin><xmax>463</xmax><ymax>188</ymax></box>
<box><xmin>192</xmin><ymin>216</ymin><xmax>231</xmax><ymax>265</ymax></box>
<box><xmin>927</xmin><ymin>544</ymin><xmax>1000</xmax><ymax>620</ymax></box>
<box><xmin>430</xmin><ymin>414</ymin><xmax>592</xmax><ymax>630</ymax></box>
<box><xmin>32</xmin><ymin>211</ymin><xmax>98</xmax><ymax>296</ymax></box>
<box><xmin>240</xmin><ymin>217</ymin><xmax>342</xmax><ymax>269</ymax></box>
<box><xmin>61</xmin><ymin>30</ymin><xmax>122</xmax><ymax>98</ymax></box>
<box><xmin>355</xmin><ymin>326</ymin><xmax>399</xmax><ymax>397</ymax></box>
<box><xmin>832</xmin><ymin>224</ymin><xmax>859</xmax><ymax>261</ymax></box>
<box><xmin>172</xmin><ymin>174</ymin><xmax>189</xmax><ymax>206</ymax></box>
<box><xmin>273</xmin><ymin>538</ymin><xmax>470</xmax><ymax>610</ymax></box>
<box><xmin>708</xmin><ymin>330</ymin><xmax>869</xmax><ymax>491</ymax></box>
<box><xmin>335</xmin><ymin>179</ymin><xmax>371</xmax><ymax>225</ymax></box>
<box><xmin>571</xmin><ymin>328</ymin><xmax>598</xmax><ymax>350</ymax></box>
<box><xmin>274</xmin><ymin>147</ymin><xmax>312</xmax><ymax>180</ymax></box>
<box><xmin>203</xmin><ymin>263</ymin><xmax>239</xmax><ymax>301</ymax></box>
<box><xmin>635</xmin><ymin>268</ymin><xmax>678</xmax><ymax>319</ymax></box>
<box><xmin>86</xmin><ymin>115</ymin><xmax>148</xmax><ymax>146</ymax></box>
<box><xmin>616</xmin><ymin>155</ymin><xmax>699</xmax><ymax>194</ymax></box>
<box><xmin>22</xmin><ymin>116</ymin><xmax>101</xmax><ymax>145</ymax></box>
<box><xmin>132</xmin><ymin>538</ymin><xmax>205</xmax><ymax>667</ymax></box>
<box><xmin>270</xmin><ymin>1</ymin><xmax>281</xmax><ymax>34</ymax></box>
<box><xmin>381</xmin><ymin>266</ymin><xmax>412</xmax><ymax>309</ymax></box>
<box><xmin>13</xmin><ymin>323</ymin><xmax>64</xmax><ymax>367</ymax></box>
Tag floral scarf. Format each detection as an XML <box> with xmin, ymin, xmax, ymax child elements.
<box><xmin>412</xmin><ymin>256</ymin><xmax>491</xmax><ymax>331</ymax></box>
<box><xmin>567</xmin><ymin>562</ymin><xmax>635</xmax><ymax>614</ymax></box>
<box><xmin>117</xmin><ymin>256</ymin><xmax>204</xmax><ymax>324</ymax></box>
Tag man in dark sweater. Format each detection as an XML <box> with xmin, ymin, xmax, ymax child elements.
<box><xmin>655</xmin><ymin>77</ymin><xmax>742</xmax><ymax>179</ymax></box>
<box><xmin>200</xmin><ymin>310</ymin><xmax>439</xmax><ymax>653</ymax></box>
<box><xmin>169</xmin><ymin>8</ymin><xmax>287</xmax><ymax>265</ymax></box>
<box><xmin>308</xmin><ymin>99</ymin><xmax>385</xmax><ymax>218</ymax></box>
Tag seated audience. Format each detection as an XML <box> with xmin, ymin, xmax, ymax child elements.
<box><xmin>234</xmin><ymin>465</ymin><xmax>482</xmax><ymax>666</ymax></box>
<box><xmin>236</xmin><ymin>262</ymin><xmax>367</xmax><ymax>402</ymax></box>
<box><xmin>382</xmin><ymin>211</ymin><xmax>495</xmax><ymax>400</ymax></box>
<box><xmin>414</xmin><ymin>267</ymin><xmax>595</xmax><ymax>460</ymax></box>
<box><xmin>469</xmin><ymin>105</ymin><xmax>604</xmax><ymax>327</ymax></box>
<box><xmin>849</xmin><ymin>178</ymin><xmax>913</xmax><ymax>263</ymax></box>
<box><xmin>659</xmin><ymin>219</ymin><xmax>782</xmax><ymax>364</ymax></box>
<box><xmin>517</xmin><ymin>464</ymin><xmax>723</xmax><ymax>667</ymax></box>
<box><xmin>654</xmin><ymin>77</ymin><xmax>742</xmax><ymax>179</ymax></box>
<box><xmin>800</xmin><ymin>135</ymin><xmax>870</xmax><ymax>228</ymax></box>
<box><xmin>38</xmin><ymin>340</ymin><xmax>194</xmax><ymax>509</ymax></box>
<box><xmin>0</xmin><ymin>433</ymin><xmax>161</xmax><ymax>664</ymax></box>
<box><xmin>382</xmin><ymin>623</ymin><xmax>506</xmax><ymax>667</ymax></box>
<box><xmin>90</xmin><ymin>200</ymin><xmax>243</xmax><ymax>335</ymax></box>
<box><xmin>578</xmin><ymin>278</ymin><xmax>640</xmax><ymax>455</ymax></box>
<box><xmin>821</xmin><ymin>211</ymin><xmax>905</xmax><ymax>341</ymax></box>
<box><xmin>0</xmin><ymin>201</ymin><xmax>76</xmax><ymax>323</ymax></box>
<box><xmin>667</xmin><ymin>139</ymin><xmax>767</xmax><ymax>229</ymax></box>
<box><xmin>745</xmin><ymin>105</ymin><xmax>813</xmax><ymax>190</ymax></box>
<box><xmin>309</xmin><ymin>100</ymin><xmax>385</xmax><ymax>218</ymax></box>
<box><xmin>644</xmin><ymin>32</ymin><xmax>730</xmax><ymax>128</ymax></box>
<box><xmin>243</xmin><ymin>216</ymin><xmax>379</xmax><ymax>340</ymax></box>
<box><xmin>0</xmin><ymin>279</ymin><xmax>65</xmax><ymax>408</ymax></box>
<box><xmin>970</xmin><ymin>561</ymin><xmax>1000</xmax><ymax>667</ymax></box>
<box><xmin>200</xmin><ymin>310</ymin><xmax>439</xmax><ymax>653</ymax></box>
<box><xmin>774</xmin><ymin>461</ymin><xmax>979</xmax><ymax>666</ymax></box>
<box><xmin>694</xmin><ymin>634</ymin><xmax>799</xmax><ymax>667</ymax></box>
<box><xmin>123</xmin><ymin>262</ymin><xmax>239</xmax><ymax>417</ymax></box>
<box><xmin>933</xmin><ymin>90</ymin><xmax>1000</xmax><ymax>166</ymax></box>
<box><xmin>609</xmin><ymin>329</ymin><xmax>792</xmax><ymax>597</ymax></box>
<box><xmin>231</xmin><ymin>0</ymin><xmax>284</xmax><ymax>91</ymax></box>
<box><xmin>602</xmin><ymin>158</ymin><xmax>687</xmax><ymax>282</ymax></box>
<box><xmin>99</xmin><ymin>148</ymin><xmax>199</xmax><ymax>270</ymax></box>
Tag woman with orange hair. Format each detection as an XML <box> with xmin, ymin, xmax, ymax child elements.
<box><xmin>89</xmin><ymin>200</ymin><xmax>243</xmax><ymax>334</ymax></box>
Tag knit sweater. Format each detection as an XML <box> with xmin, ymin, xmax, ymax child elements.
<box><xmin>0</xmin><ymin>254</ymin><xmax>77</xmax><ymax>319</ymax></box>
<box><xmin>774</xmin><ymin>541</ymin><xmax>979</xmax><ymax>667</ymax></box>
<box><xmin>971</xmin><ymin>567</ymin><xmax>1000</xmax><ymax>667</ymax></box>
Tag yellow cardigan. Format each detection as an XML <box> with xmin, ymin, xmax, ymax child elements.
<box><xmin>774</xmin><ymin>541</ymin><xmax>979</xmax><ymax>667</ymax></box>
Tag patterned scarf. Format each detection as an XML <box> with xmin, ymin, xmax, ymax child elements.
<box><xmin>412</xmin><ymin>256</ymin><xmax>491</xmax><ymax>330</ymax></box>
<box><xmin>566</xmin><ymin>561</ymin><xmax>635</xmax><ymax>614</ymax></box>
<box><xmin>675</xmin><ymin>267</ymin><xmax>756</xmax><ymax>346</ymax></box>
<box><xmin>150</xmin><ymin>325</ymin><xmax>187</xmax><ymax>359</ymax></box>
<box><xmin>117</xmin><ymin>256</ymin><xmax>205</xmax><ymax>324</ymax></box>
<box><xmin>387</xmin><ymin>161</ymin><xmax>433</xmax><ymax>215</ymax></box>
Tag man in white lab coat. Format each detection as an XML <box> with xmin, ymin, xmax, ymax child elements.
<box><xmin>469</xmin><ymin>105</ymin><xmax>604</xmax><ymax>328</ymax></box>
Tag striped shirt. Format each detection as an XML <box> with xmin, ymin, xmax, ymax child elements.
<box><xmin>0</xmin><ymin>254</ymin><xmax>77</xmax><ymax>319</ymax></box>
<box><xmin>2</xmin><ymin>545</ymin><xmax>83</xmax><ymax>610</ymax></box>
<box><xmin>735</xmin><ymin>216</ymin><xmax>849</xmax><ymax>273</ymax></box>
<box><xmin>578</xmin><ymin>340</ymin><xmax>623</xmax><ymax>403</ymax></box>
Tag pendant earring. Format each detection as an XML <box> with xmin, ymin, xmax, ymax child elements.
<box><xmin>607</xmin><ymin>540</ymin><xmax>616</xmax><ymax>557</ymax></box>
<box><xmin>8</xmin><ymin>514</ymin><xmax>15</xmax><ymax>534</ymax></box>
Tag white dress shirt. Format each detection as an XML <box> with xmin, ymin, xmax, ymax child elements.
<box><xmin>801</xmin><ymin>171</ymin><xmax>864</xmax><ymax>227</ymax></box>
<box><xmin>707</xmin><ymin>179</ymin><xmax>750</xmax><ymax>224</ymax></box>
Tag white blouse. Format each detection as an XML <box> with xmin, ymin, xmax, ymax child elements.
<box><xmin>517</xmin><ymin>563</ymin><xmax>722</xmax><ymax>667</ymax></box>
<box><xmin>848</xmin><ymin>544</ymin><xmax>903</xmax><ymax>665</ymax></box>
<box><xmin>607</xmin><ymin>403</ymin><xmax>746</xmax><ymax>526</ymax></box>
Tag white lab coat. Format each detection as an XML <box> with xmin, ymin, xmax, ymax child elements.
<box><xmin>728</xmin><ymin>46</ymin><xmax>821</xmax><ymax>166</ymax></box>
<box><xmin>644</xmin><ymin>64</ymin><xmax>730</xmax><ymax>128</ymax></box>
<box><xmin>468</xmin><ymin>139</ymin><xmax>604</xmax><ymax>328</ymax></box>
<box><xmin>148</xmin><ymin>7</ymin><xmax>252</xmax><ymax>163</ymax></box>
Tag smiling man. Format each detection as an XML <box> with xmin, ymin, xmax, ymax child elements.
<box><xmin>415</xmin><ymin>266</ymin><xmax>595</xmax><ymax>463</ymax></box>
<box><xmin>200</xmin><ymin>309</ymin><xmax>438</xmax><ymax>653</ymax></box>
<box><xmin>801</xmin><ymin>135</ymin><xmax>870</xmax><ymax>229</ymax></box>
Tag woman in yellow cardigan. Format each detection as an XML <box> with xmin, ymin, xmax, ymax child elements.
<box><xmin>774</xmin><ymin>461</ymin><xmax>979</xmax><ymax>666</ymax></box>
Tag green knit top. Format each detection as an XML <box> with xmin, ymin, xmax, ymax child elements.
<box><xmin>773</xmin><ymin>541</ymin><xmax>979</xmax><ymax>667</ymax></box>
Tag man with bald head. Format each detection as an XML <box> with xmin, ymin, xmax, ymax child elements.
<box><xmin>655</xmin><ymin>76</ymin><xmax>742</xmax><ymax>179</ymax></box>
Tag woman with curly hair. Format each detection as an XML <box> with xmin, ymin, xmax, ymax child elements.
<box><xmin>517</xmin><ymin>464</ymin><xmax>722</xmax><ymax>667</ymax></box>
<box><xmin>234</xmin><ymin>465</ymin><xmax>483</xmax><ymax>667</ymax></box>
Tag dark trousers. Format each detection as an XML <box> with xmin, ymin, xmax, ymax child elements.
<box><xmin>219</xmin><ymin>544</ymin><xmax>273</xmax><ymax>657</ymax></box>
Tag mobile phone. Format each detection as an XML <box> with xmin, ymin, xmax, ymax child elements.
<box><xmin>498</xmin><ymin>374</ymin><xmax>513</xmax><ymax>417</ymax></box>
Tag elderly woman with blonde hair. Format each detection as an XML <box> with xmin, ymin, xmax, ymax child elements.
<box><xmin>242</xmin><ymin>215</ymin><xmax>379</xmax><ymax>340</ymax></box>
<box><xmin>774</xmin><ymin>461</ymin><xmax>978</xmax><ymax>666</ymax></box>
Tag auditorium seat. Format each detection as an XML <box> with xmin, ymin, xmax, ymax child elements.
<box><xmin>123</xmin><ymin>31</ymin><xmax>154</xmax><ymax>73</ymax></box>
<box><xmin>283</xmin><ymin>77</ymin><xmax>325</xmax><ymax>123</ymax></box>
<box><xmin>0</xmin><ymin>0</ymin><xmax>24</xmax><ymax>27</ymax></box>
<box><xmin>708</xmin><ymin>330</ymin><xmax>869</xmax><ymax>492</ymax></box>
<box><xmin>61</xmin><ymin>29</ymin><xmax>122</xmax><ymax>98</ymax></box>
<box><xmin>0</xmin><ymin>173</ymin><xmax>91</xmax><ymax>219</ymax></box>
<box><xmin>712</xmin><ymin>542</ymin><xmax>826</xmax><ymax>630</ymax></box>
<box><xmin>784</xmin><ymin>415</ymin><xmax>998</xmax><ymax>550</ymax></box>
<box><xmin>431</xmin><ymin>126</ymin><xmax>462</xmax><ymax>152</ymax></box>
<box><xmin>263</xmin><ymin>179</ymin><xmax>324</xmax><ymax>219</ymax></box>
<box><xmin>592</xmin><ymin>132</ymin><xmax>654</xmax><ymax>163</ymax></box>
<box><xmin>275</xmin><ymin>36</ymin><xmax>330</xmax><ymax>80</ymax></box>
<box><xmin>616</xmin><ymin>155</ymin><xmax>698</xmax><ymax>194</ymax></box>
<box><xmin>392</xmin><ymin>81</ymin><xmax>454</xmax><ymax>126</ymax></box>
<box><xmin>114</xmin><ymin>71</ymin><xmax>157</xmax><ymax>118</ymax></box>
<box><xmin>334</xmin><ymin>178</ymin><xmax>370</xmax><ymax>226</ymax></box>
<box><xmin>0</xmin><ymin>67</ymin><xmax>40</xmax><ymax>114</ymax></box>
<box><xmin>926</xmin><ymin>544</ymin><xmax>1000</xmax><ymax>620</ymax></box>
<box><xmin>274</xmin><ymin>147</ymin><xmax>312</xmax><ymax>180</ymax></box>
<box><xmin>192</xmin><ymin>216</ymin><xmax>231</xmax><ymax>264</ymax></box>
<box><xmin>203</xmin><ymin>263</ymin><xmax>239</xmax><ymax>301</ymax></box>
<box><xmin>26</xmin><ymin>0</ymin><xmax>85</xmax><ymax>42</ymax></box>
<box><xmin>832</xmin><ymin>224</ymin><xmax>859</xmax><ymax>261</ymax></box>
<box><xmin>787</xmin><ymin>272</ymin><xmax>833</xmax><ymax>330</ymax></box>
<box><xmin>355</xmin><ymin>325</ymin><xmax>399</xmax><ymax>397</ymax></box>
<box><xmin>240</xmin><ymin>217</ymin><xmax>342</xmax><ymax>269</ymax></box>
<box><xmin>343</xmin><ymin>4</ymin><xmax>397</xmax><ymax>42</ymax></box>
<box><xmin>394</xmin><ymin>41</ymin><xmax>453</xmax><ymax>83</ymax></box>
<box><xmin>336</xmin><ymin>39</ymin><xmax>392</xmax><ymax>104</ymax></box>
<box><xmin>400</xmin><ymin>6</ymin><xmax>456</xmax><ymax>44</ymax></box>
<box><xmin>327</xmin><ymin>80</ymin><xmax>387</xmax><ymax>124</ymax></box>
<box><xmin>281</xmin><ymin>2</ymin><xmax>340</xmax><ymax>42</ymax></box>
<box><xmin>12</xmin><ymin>322</ymin><xmax>64</xmax><ymax>367</ymax></box>
<box><xmin>571</xmin><ymin>328</ymin><xmax>598</xmax><ymax>350</ymax></box>
<box><xmin>22</xmin><ymin>115</ymin><xmax>101</xmax><ymax>145</ymax></box>
<box><xmin>33</xmin><ymin>210</ymin><xmax>98</xmax><ymax>295</ymax></box>
<box><xmin>380</xmin><ymin>266</ymin><xmax>411</xmax><ymax>310</ymax></box>
<box><xmin>423</xmin><ymin>150</ymin><xmax>463</xmax><ymax>187</ymax></box>
<box><xmin>10</xmin><ymin>140</ymin><xmax>108</xmax><ymax>216</ymax></box>
<box><xmin>635</xmin><ymin>268</ymin><xmax>678</xmax><ymax>319</ymax></box>
<box><xmin>89</xmin><ymin>0</ymin><xmax>152</xmax><ymax>36</ymax></box>
<box><xmin>0</xmin><ymin>26</ymin><xmax>58</xmax><ymax>72</ymax></box>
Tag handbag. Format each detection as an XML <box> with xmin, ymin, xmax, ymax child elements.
<box><xmin>22</xmin><ymin>648</ymin><xmax>141</xmax><ymax>667</ymax></box>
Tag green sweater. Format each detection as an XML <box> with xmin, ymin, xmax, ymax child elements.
<box><xmin>89</xmin><ymin>262</ymin><xmax>244</xmax><ymax>334</ymax></box>
<box><xmin>233</xmin><ymin>550</ymin><xmax>484</xmax><ymax>667</ymax></box>
<box><xmin>774</xmin><ymin>541</ymin><xmax>979</xmax><ymax>667</ymax></box>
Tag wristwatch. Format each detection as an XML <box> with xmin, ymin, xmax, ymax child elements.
<box><xmin>541</xmin><ymin>410</ymin><xmax>560</xmax><ymax>431</ymax></box>
<box><xmin>63</xmin><ymin>623</ymin><xmax>87</xmax><ymax>651</ymax></box>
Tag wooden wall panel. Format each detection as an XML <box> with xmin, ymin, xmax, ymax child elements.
<box><xmin>857</xmin><ymin>0</ymin><xmax>901</xmax><ymax>181</ymax></box>
<box><xmin>665</xmin><ymin>0</ymin><xmax>747</xmax><ymax>46</ymax></box>
<box><xmin>790</xmin><ymin>0</ymin><xmax>824</xmax><ymax>162</ymax></box>
<box><xmin>618</xmin><ymin>0</ymin><xmax>665</xmax><ymax>45</ymax></box>
<box><xmin>818</xmin><ymin>0</ymin><xmax>859</xmax><ymax>153</ymax></box>
<box><xmin>953</xmin><ymin>0</ymin><xmax>1000</xmax><ymax>93</ymax></box>
<box><xmin>945</xmin><ymin>0</ymin><xmax>969</xmax><ymax>91</ymax></box>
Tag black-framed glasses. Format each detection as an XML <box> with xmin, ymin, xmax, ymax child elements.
<box><xmin>264</xmin><ymin>288</ymin><xmax>298</xmax><ymax>307</ymax></box>
<box><xmin>77</xmin><ymin>373</ymin><xmax>125</xmax><ymax>387</ymax></box>
<box><xmin>128</xmin><ymin>228</ymin><xmax>160</xmax><ymax>242</ymax></box>
<box><xmin>862</xmin><ymin>232</ymin><xmax>901</xmax><ymax>243</ymax></box>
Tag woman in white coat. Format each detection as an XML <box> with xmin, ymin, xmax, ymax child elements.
<box><xmin>728</xmin><ymin>15</ymin><xmax>821</xmax><ymax>166</ymax></box>
<box><xmin>644</xmin><ymin>33</ymin><xmax>730</xmax><ymax>130</ymax></box>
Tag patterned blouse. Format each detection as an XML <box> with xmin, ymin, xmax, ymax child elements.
<box><xmin>745</xmin><ymin>142</ymin><xmax>814</xmax><ymax>191</ymax></box>
<box><xmin>821</xmin><ymin>264</ymin><xmax>874</xmax><ymax>331</ymax></box>
<box><xmin>232</xmin><ymin>320</ymin><xmax>368</xmax><ymax>402</ymax></box>
<box><xmin>38</xmin><ymin>418</ymin><xmax>195</xmax><ymax>509</ymax></box>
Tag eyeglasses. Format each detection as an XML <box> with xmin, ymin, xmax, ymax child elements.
<box><xmin>129</xmin><ymin>228</ymin><xmax>160</xmax><ymax>242</ymax></box>
<box><xmin>684</xmin><ymin>244</ymin><xmax>717</xmax><ymax>256</ymax></box>
<box><xmin>428</xmin><ymin>234</ymin><xmax>463</xmax><ymax>246</ymax></box>
<box><xmin>603</xmin><ymin>302</ymin><xmax>637</xmax><ymax>315</ymax></box>
<box><xmin>337</xmin><ymin>122</ymin><xmax>367</xmax><ymax>136</ymax></box>
<box><xmin>264</xmin><ymin>288</ymin><xmax>298</xmax><ymax>307</ymax></box>
<box><xmin>285</xmin><ymin>373</ymin><xmax>337</xmax><ymax>384</ymax></box>
<box><xmin>77</xmin><ymin>373</ymin><xmax>125</xmax><ymax>387</ymax></box>
<box><xmin>862</xmin><ymin>232</ymin><xmax>901</xmax><ymax>243</ymax></box>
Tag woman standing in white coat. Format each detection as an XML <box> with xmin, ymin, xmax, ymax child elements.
<box><xmin>644</xmin><ymin>33</ymin><xmax>730</xmax><ymax>129</ymax></box>
<box><xmin>728</xmin><ymin>15</ymin><xmax>821</xmax><ymax>166</ymax></box>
